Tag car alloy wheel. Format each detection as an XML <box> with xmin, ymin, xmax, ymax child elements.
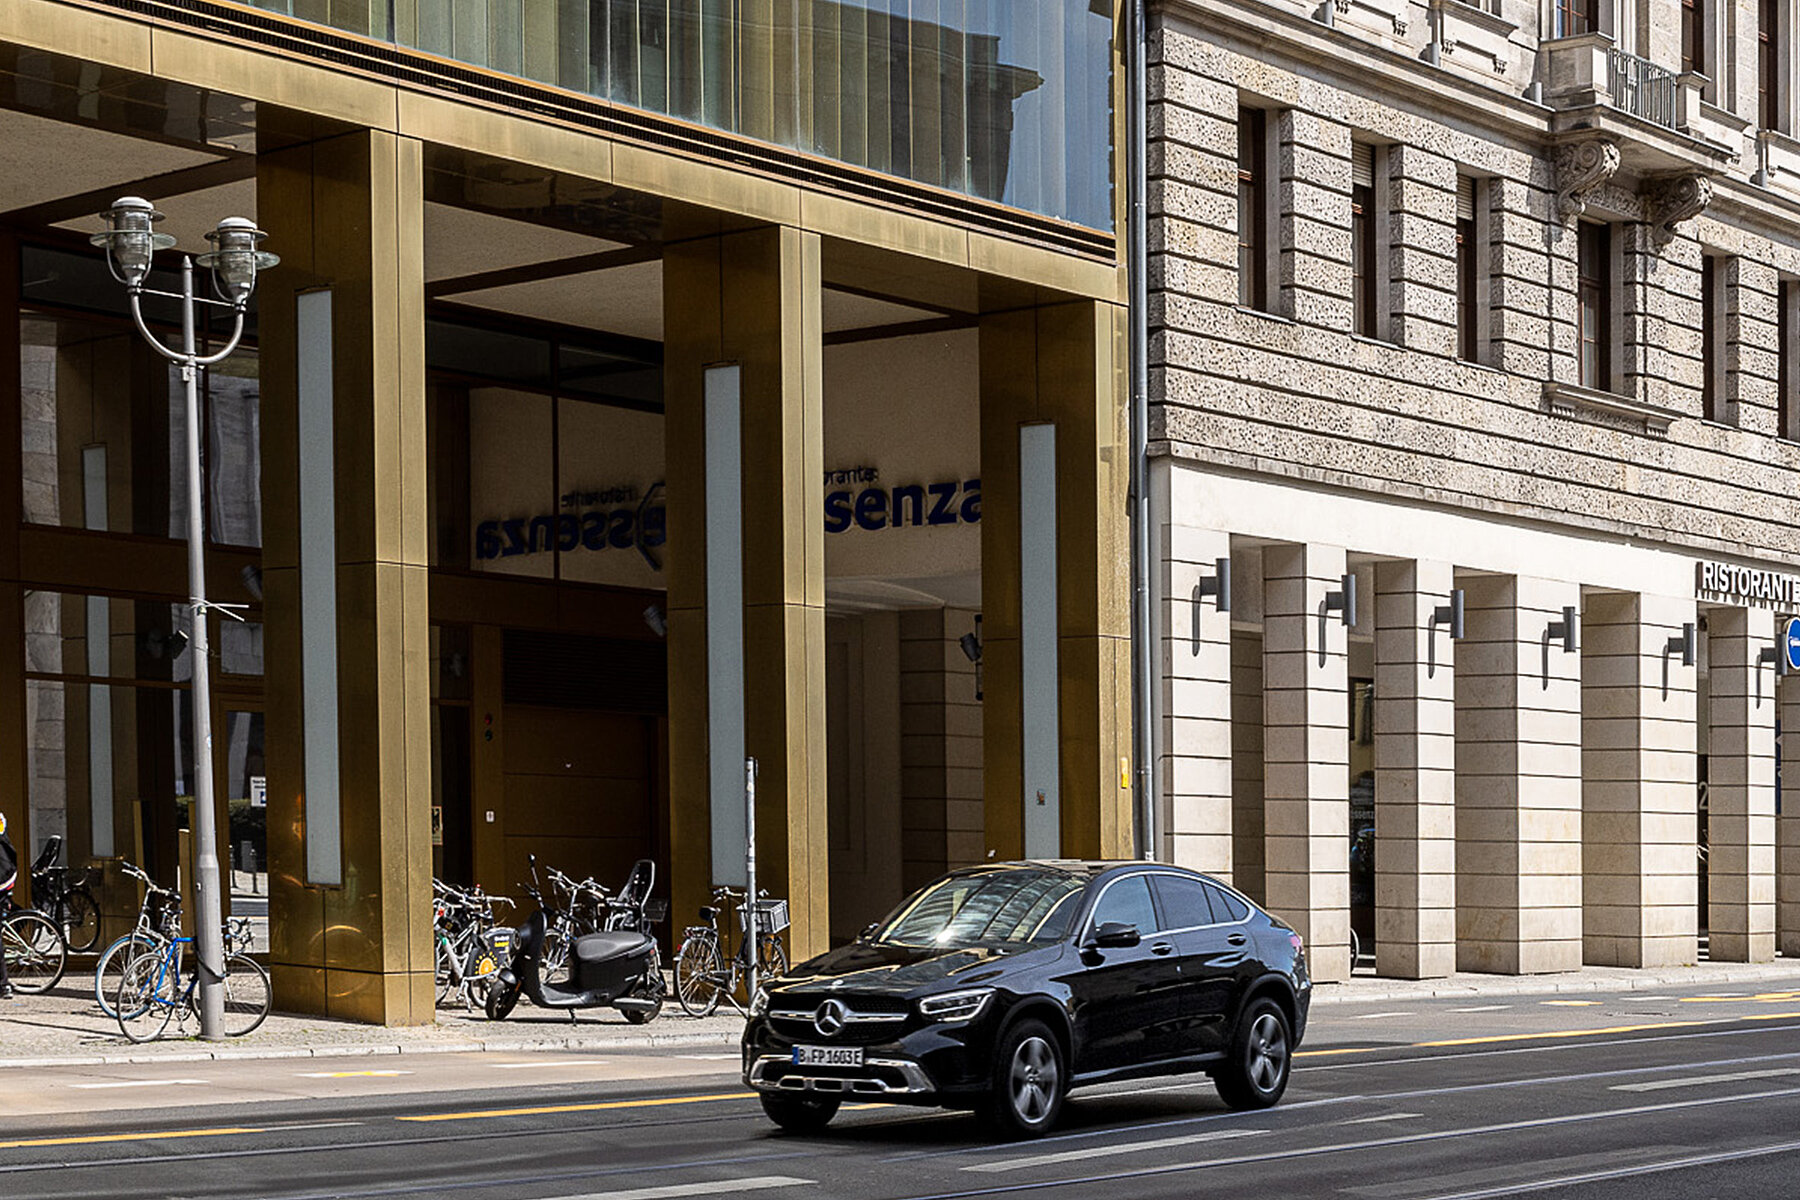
<box><xmin>983</xmin><ymin>1019</ymin><xmax>1066</xmax><ymax>1138</ymax></box>
<box><xmin>1215</xmin><ymin>997</ymin><xmax>1291</xmax><ymax>1110</ymax></box>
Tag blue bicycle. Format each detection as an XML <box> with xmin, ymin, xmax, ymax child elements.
<box><xmin>115</xmin><ymin>931</ymin><xmax>270</xmax><ymax>1043</ymax></box>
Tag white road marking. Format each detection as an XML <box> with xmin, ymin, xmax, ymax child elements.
<box><xmin>1353</xmin><ymin>1011</ymin><xmax>1415</xmax><ymax>1020</ymax></box>
<box><xmin>69</xmin><ymin>1079</ymin><xmax>206</xmax><ymax>1090</ymax></box>
<box><xmin>1610</xmin><ymin>1067</ymin><xmax>1800</xmax><ymax>1092</ymax></box>
<box><xmin>677</xmin><ymin>1054</ymin><xmax>740</xmax><ymax>1061</ymax></box>
<box><xmin>1635</xmin><ymin>995</ymin><xmax>1678</xmax><ymax>1001</ymax></box>
<box><xmin>554</xmin><ymin>1176</ymin><xmax>814</xmax><ymax>1200</ymax></box>
<box><xmin>273</xmin><ymin>1121</ymin><xmax>364</xmax><ymax>1131</ymax></box>
<box><xmin>490</xmin><ymin>1060</ymin><xmax>600</xmax><ymax>1070</ymax></box>
<box><xmin>1447</xmin><ymin>1005</ymin><xmax>1510</xmax><ymax>1012</ymax></box>
<box><xmin>1341</xmin><ymin>1112</ymin><xmax>1423</xmax><ymax>1125</ymax></box>
<box><xmin>1541</xmin><ymin>1000</ymin><xmax>1602</xmax><ymax>1007</ymax></box>
<box><xmin>295</xmin><ymin>1070</ymin><xmax>411</xmax><ymax>1078</ymax></box>
<box><xmin>964</xmin><ymin>1129</ymin><xmax>1266</xmax><ymax>1173</ymax></box>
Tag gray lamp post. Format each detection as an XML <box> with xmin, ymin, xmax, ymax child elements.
<box><xmin>92</xmin><ymin>197</ymin><xmax>276</xmax><ymax>1041</ymax></box>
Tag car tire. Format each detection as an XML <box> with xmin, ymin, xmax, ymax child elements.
<box><xmin>979</xmin><ymin>1019</ymin><xmax>1066</xmax><ymax>1139</ymax></box>
<box><xmin>1214</xmin><ymin>997</ymin><xmax>1292</xmax><ymax>1110</ymax></box>
<box><xmin>760</xmin><ymin>1092</ymin><xmax>840</xmax><ymax>1134</ymax></box>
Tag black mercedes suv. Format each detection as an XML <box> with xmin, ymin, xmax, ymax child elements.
<box><xmin>742</xmin><ymin>860</ymin><xmax>1311</xmax><ymax>1138</ymax></box>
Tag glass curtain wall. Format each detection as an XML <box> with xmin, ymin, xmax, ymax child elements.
<box><xmin>255</xmin><ymin>0</ymin><xmax>1114</xmax><ymax>230</ymax></box>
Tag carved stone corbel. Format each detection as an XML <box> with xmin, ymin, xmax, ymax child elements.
<box><xmin>1555</xmin><ymin>139</ymin><xmax>1621</xmax><ymax>224</ymax></box>
<box><xmin>1641</xmin><ymin>172</ymin><xmax>1714</xmax><ymax>247</ymax></box>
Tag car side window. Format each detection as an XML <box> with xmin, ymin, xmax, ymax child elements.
<box><xmin>1206</xmin><ymin>883</ymin><xmax>1251</xmax><ymax>923</ymax></box>
<box><xmin>1151</xmin><ymin>874</ymin><xmax>1220</xmax><ymax>929</ymax></box>
<box><xmin>1089</xmin><ymin>874</ymin><xmax>1158</xmax><ymax>936</ymax></box>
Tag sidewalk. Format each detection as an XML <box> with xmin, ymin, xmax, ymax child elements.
<box><xmin>3</xmin><ymin>957</ymin><xmax>1796</xmax><ymax>1069</ymax></box>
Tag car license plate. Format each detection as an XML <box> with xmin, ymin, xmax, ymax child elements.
<box><xmin>792</xmin><ymin>1045</ymin><xmax>862</xmax><ymax>1068</ymax></box>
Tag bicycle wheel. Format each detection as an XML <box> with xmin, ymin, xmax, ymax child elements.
<box><xmin>434</xmin><ymin>935</ymin><xmax>455</xmax><ymax>1005</ymax></box>
<box><xmin>542</xmin><ymin>928</ymin><xmax>570</xmax><ymax>987</ymax></box>
<box><xmin>220</xmin><ymin>952</ymin><xmax>271</xmax><ymax>1037</ymax></box>
<box><xmin>756</xmin><ymin>933</ymin><xmax>789</xmax><ymax>980</ymax></box>
<box><xmin>64</xmin><ymin>888</ymin><xmax>102</xmax><ymax>954</ymax></box>
<box><xmin>3</xmin><ymin>911</ymin><xmax>68</xmax><ymax>993</ymax></box>
<box><xmin>674</xmin><ymin>935</ymin><xmax>723</xmax><ymax>1018</ymax></box>
<box><xmin>94</xmin><ymin>933</ymin><xmax>158</xmax><ymax>1018</ymax></box>
<box><xmin>116</xmin><ymin>952</ymin><xmax>174</xmax><ymax>1043</ymax></box>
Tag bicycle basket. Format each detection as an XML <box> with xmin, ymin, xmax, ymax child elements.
<box><xmin>641</xmin><ymin>897</ymin><xmax>668</xmax><ymax>925</ymax></box>
<box><xmin>738</xmin><ymin>898</ymin><xmax>790</xmax><ymax>937</ymax></box>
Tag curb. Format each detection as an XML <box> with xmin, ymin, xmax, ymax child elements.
<box><xmin>0</xmin><ymin>1027</ymin><xmax>745</xmax><ymax>1070</ymax></box>
<box><xmin>1310</xmin><ymin>963</ymin><xmax>1800</xmax><ymax>1007</ymax></box>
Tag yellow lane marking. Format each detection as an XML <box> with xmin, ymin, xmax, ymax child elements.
<box><xmin>398</xmin><ymin>1091</ymin><xmax>758</xmax><ymax>1122</ymax></box>
<box><xmin>0</xmin><ymin>1127</ymin><xmax>264</xmax><ymax>1150</ymax></box>
<box><xmin>1681</xmin><ymin>992</ymin><xmax>1800</xmax><ymax>1003</ymax></box>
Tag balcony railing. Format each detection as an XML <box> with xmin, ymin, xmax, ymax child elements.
<box><xmin>1608</xmin><ymin>48</ymin><xmax>1677</xmax><ymax>129</ymax></box>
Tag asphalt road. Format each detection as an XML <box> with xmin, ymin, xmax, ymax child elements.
<box><xmin>6</xmin><ymin>981</ymin><xmax>1800</xmax><ymax>1200</ymax></box>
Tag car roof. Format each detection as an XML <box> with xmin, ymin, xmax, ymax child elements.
<box><xmin>948</xmin><ymin>859</ymin><xmax>1211</xmax><ymax>882</ymax></box>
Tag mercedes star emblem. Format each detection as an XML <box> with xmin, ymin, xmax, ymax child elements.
<box><xmin>814</xmin><ymin>998</ymin><xmax>848</xmax><ymax>1038</ymax></box>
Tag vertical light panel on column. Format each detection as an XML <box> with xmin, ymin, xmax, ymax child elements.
<box><xmin>81</xmin><ymin>445</ymin><xmax>114</xmax><ymax>857</ymax></box>
<box><xmin>297</xmin><ymin>289</ymin><xmax>342</xmax><ymax>887</ymax></box>
<box><xmin>705</xmin><ymin>364</ymin><xmax>747</xmax><ymax>886</ymax></box>
<box><xmin>1020</xmin><ymin>423</ymin><xmax>1061</xmax><ymax>857</ymax></box>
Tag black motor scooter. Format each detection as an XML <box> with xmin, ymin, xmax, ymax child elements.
<box><xmin>485</xmin><ymin>858</ymin><xmax>666</xmax><ymax>1024</ymax></box>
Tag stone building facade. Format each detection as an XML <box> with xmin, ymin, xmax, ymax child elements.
<box><xmin>1148</xmin><ymin>0</ymin><xmax>1800</xmax><ymax>982</ymax></box>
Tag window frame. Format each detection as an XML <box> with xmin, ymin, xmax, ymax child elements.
<box><xmin>1577</xmin><ymin>221</ymin><xmax>1613</xmax><ymax>392</ymax></box>
<box><xmin>1238</xmin><ymin>106</ymin><xmax>1271</xmax><ymax>312</ymax></box>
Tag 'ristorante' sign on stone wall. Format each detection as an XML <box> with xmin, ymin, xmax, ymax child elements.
<box><xmin>1696</xmin><ymin>559</ymin><xmax>1800</xmax><ymax>608</ymax></box>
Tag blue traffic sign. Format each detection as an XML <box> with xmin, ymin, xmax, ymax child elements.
<box><xmin>1785</xmin><ymin>616</ymin><xmax>1800</xmax><ymax>673</ymax></box>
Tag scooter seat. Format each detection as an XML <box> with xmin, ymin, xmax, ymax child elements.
<box><xmin>573</xmin><ymin>931</ymin><xmax>650</xmax><ymax>964</ymax></box>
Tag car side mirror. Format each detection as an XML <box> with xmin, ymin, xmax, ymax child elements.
<box><xmin>1087</xmin><ymin>921</ymin><xmax>1141</xmax><ymax>950</ymax></box>
<box><xmin>859</xmin><ymin>922</ymin><xmax>879</xmax><ymax>941</ymax></box>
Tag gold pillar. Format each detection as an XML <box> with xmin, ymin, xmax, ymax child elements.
<box><xmin>979</xmin><ymin>301</ymin><xmax>1132</xmax><ymax>862</ymax></box>
<box><xmin>0</xmin><ymin>234</ymin><xmax>24</xmax><ymax>899</ymax></box>
<box><xmin>665</xmin><ymin>226</ymin><xmax>829</xmax><ymax>961</ymax></box>
<box><xmin>258</xmin><ymin>129</ymin><xmax>433</xmax><ymax>1024</ymax></box>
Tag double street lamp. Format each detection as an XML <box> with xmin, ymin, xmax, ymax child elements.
<box><xmin>93</xmin><ymin>197</ymin><xmax>276</xmax><ymax>1041</ymax></box>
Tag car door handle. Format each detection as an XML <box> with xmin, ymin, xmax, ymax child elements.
<box><xmin>1227</xmin><ymin>933</ymin><xmax>1247</xmax><ymax>947</ymax></box>
<box><xmin>1150</xmin><ymin>941</ymin><xmax>1175</xmax><ymax>956</ymax></box>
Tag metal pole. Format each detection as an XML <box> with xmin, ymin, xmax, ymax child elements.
<box><xmin>1127</xmin><ymin>0</ymin><xmax>1159</xmax><ymax>859</ymax></box>
<box><xmin>744</xmin><ymin>756</ymin><xmax>758</xmax><ymax>1004</ymax></box>
<box><xmin>179</xmin><ymin>255</ymin><xmax>227</xmax><ymax>1040</ymax></box>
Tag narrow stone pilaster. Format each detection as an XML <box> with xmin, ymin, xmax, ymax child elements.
<box><xmin>1454</xmin><ymin>576</ymin><xmax>1584</xmax><ymax>974</ymax></box>
<box><xmin>1275</xmin><ymin>110</ymin><xmax>1352</xmax><ymax>330</ymax></box>
<box><xmin>1159</xmin><ymin>518</ymin><xmax>1232</xmax><ymax>875</ymax></box>
<box><xmin>1706</xmin><ymin>607</ymin><xmax>1778</xmax><ymax>962</ymax></box>
<box><xmin>1372</xmin><ymin>560</ymin><xmax>1457</xmax><ymax>979</ymax></box>
<box><xmin>1262</xmin><ymin>543</ymin><xmax>1350</xmax><ymax>982</ymax></box>
<box><xmin>1580</xmin><ymin>594</ymin><xmax>1698</xmax><ymax>968</ymax></box>
<box><xmin>1385</xmin><ymin>147</ymin><xmax>1458</xmax><ymax>358</ymax></box>
<box><xmin>1779</xmin><ymin>672</ymin><xmax>1800</xmax><ymax>957</ymax></box>
<box><xmin>1620</xmin><ymin>220</ymin><xmax>1672</xmax><ymax>410</ymax></box>
<box><xmin>1725</xmin><ymin>256</ymin><xmax>1780</xmax><ymax>437</ymax></box>
<box><xmin>1489</xmin><ymin>174</ymin><xmax>1556</xmax><ymax>380</ymax></box>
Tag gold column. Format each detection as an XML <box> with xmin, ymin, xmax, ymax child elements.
<box><xmin>0</xmin><ymin>234</ymin><xmax>24</xmax><ymax>898</ymax></box>
<box><xmin>665</xmin><ymin>226</ymin><xmax>829</xmax><ymax>960</ymax></box>
<box><xmin>979</xmin><ymin>301</ymin><xmax>1132</xmax><ymax>862</ymax></box>
<box><xmin>258</xmin><ymin>128</ymin><xmax>433</xmax><ymax>1024</ymax></box>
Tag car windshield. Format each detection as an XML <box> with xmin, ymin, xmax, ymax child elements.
<box><xmin>872</xmin><ymin>870</ymin><xmax>1084</xmax><ymax>950</ymax></box>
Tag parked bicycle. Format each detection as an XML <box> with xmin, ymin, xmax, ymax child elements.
<box><xmin>114</xmin><ymin>923</ymin><xmax>270</xmax><ymax>1043</ymax></box>
<box><xmin>93</xmin><ymin>863</ymin><xmax>183</xmax><ymax>1019</ymax></box>
<box><xmin>673</xmin><ymin>886</ymin><xmax>788</xmax><ymax>1018</ymax></box>
<box><xmin>29</xmin><ymin>835</ymin><xmax>100</xmax><ymax>954</ymax></box>
<box><xmin>0</xmin><ymin>891</ymin><xmax>68</xmax><ymax>995</ymax></box>
<box><xmin>431</xmin><ymin>879</ymin><xmax>515</xmax><ymax>1009</ymax></box>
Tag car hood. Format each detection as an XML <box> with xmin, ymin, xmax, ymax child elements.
<box><xmin>780</xmin><ymin>940</ymin><xmax>1030</xmax><ymax>995</ymax></box>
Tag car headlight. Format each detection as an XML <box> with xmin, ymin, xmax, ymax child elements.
<box><xmin>916</xmin><ymin>987</ymin><xmax>994</xmax><ymax>1023</ymax></box>
<box><xmin>748</xmin><ymin>986</ymin><xmax>770</xmax><ymax>1019</ymax></box>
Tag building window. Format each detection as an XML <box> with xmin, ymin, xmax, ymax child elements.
<box><xmin>1238</xmin><ymin>107</ymin><xmax>1269</xmax><ymax>311</ymax></box>
<box><xmin>1761</xmin><ymin>0</ymin><xmax>1782</xmax><ymax>130</ymax></box>
<box><xmin>1577</xmin><ymin>222</ymin><xmax>1611</xmax><ymax>391</ymax></box>
<box><xmin>1456</xmin><ymin>175</ymin><xmax>1481</xmax><ymax>362</ymax></box>
<box><xmin>1782</xmin><ymin>279</ymin><xmax>1799</xmax><ymax>439</ymax></box>
<box><xmin>1351</xmin><ymin>142</ymin><xmax>1379</xmax><ymax>337</ymax></box>
<box><xmin>1701</xmin><ymin>256</ymin><xmax>1727</xmax><ymax>422</ymax></box>
<box><xmin>1556</xmin><ymin>0</ymin><xmax>1601</xmax><ymax>37</ymax></box>
<box><xmin>1683</xmin><ymin>0</ymin><xmax>1706</xmax><ymax>77</ymax></box>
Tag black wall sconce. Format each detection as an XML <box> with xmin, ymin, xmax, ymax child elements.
<box><xmin>1547</xmin><ymin>605</ymin><xmax>1579</xmax><ymax>654</ymax></box>
<box><xmin>960</xmin><ymin>615</ymin><xmax>984</xmax><ymax>700</ymax></box>
<box><xmin>1666</xmin><ymin>623</ymin><xmax>1697</xmax><ymax>668</ymax></box>
<box><xmin>1325</xmin><ymin>572</ymin><xmax>1357</xmax><ymax>628</ymax></box>
<box><xmin>1432</xmin><ymin>589</ymin><xmax>1466</xmax><ymax>640</ymax></box>
<box><xmin>1191</xmin><ymin>557</ymin><xmax>1231</xmax><ymax>650</ymax></box>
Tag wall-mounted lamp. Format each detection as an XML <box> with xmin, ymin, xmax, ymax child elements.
<box><xmin>642</xmin><ymin>605</ymin><xmax>667</xmax><ymax>638</ymax></box>
<box><xmin>1431</xmin><ymin>589</ymin><xmax>1466</xmax><ymax>640</ymax></box>
<box><xmin>1547</xmin><ymin>605</ymin><xmax>1579</xmax><ymax>654</ymax></box>
<box><xmin>1665</xmin><ymin>623</ymin><xmax>1697</xmax><ymax>668</ymax></box>
<box><xmin>961</xmin><ymin>615</ymin><xmax>984</xmax><ymax>700</ymax></box>
<box><xmin>1196</xmin><ymin>557</ymin><xmax>1231</xmax><ymax>614</ymax></box>
<box><xmin>1325</xmin><ymin>572</ymin><xmax>1357</xmax><ymax>628</ymax></box>
<box><xmin>1759</xmin><ymin>642</ymin><xmax>1789</xmax><ymax>676</ymax></box>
